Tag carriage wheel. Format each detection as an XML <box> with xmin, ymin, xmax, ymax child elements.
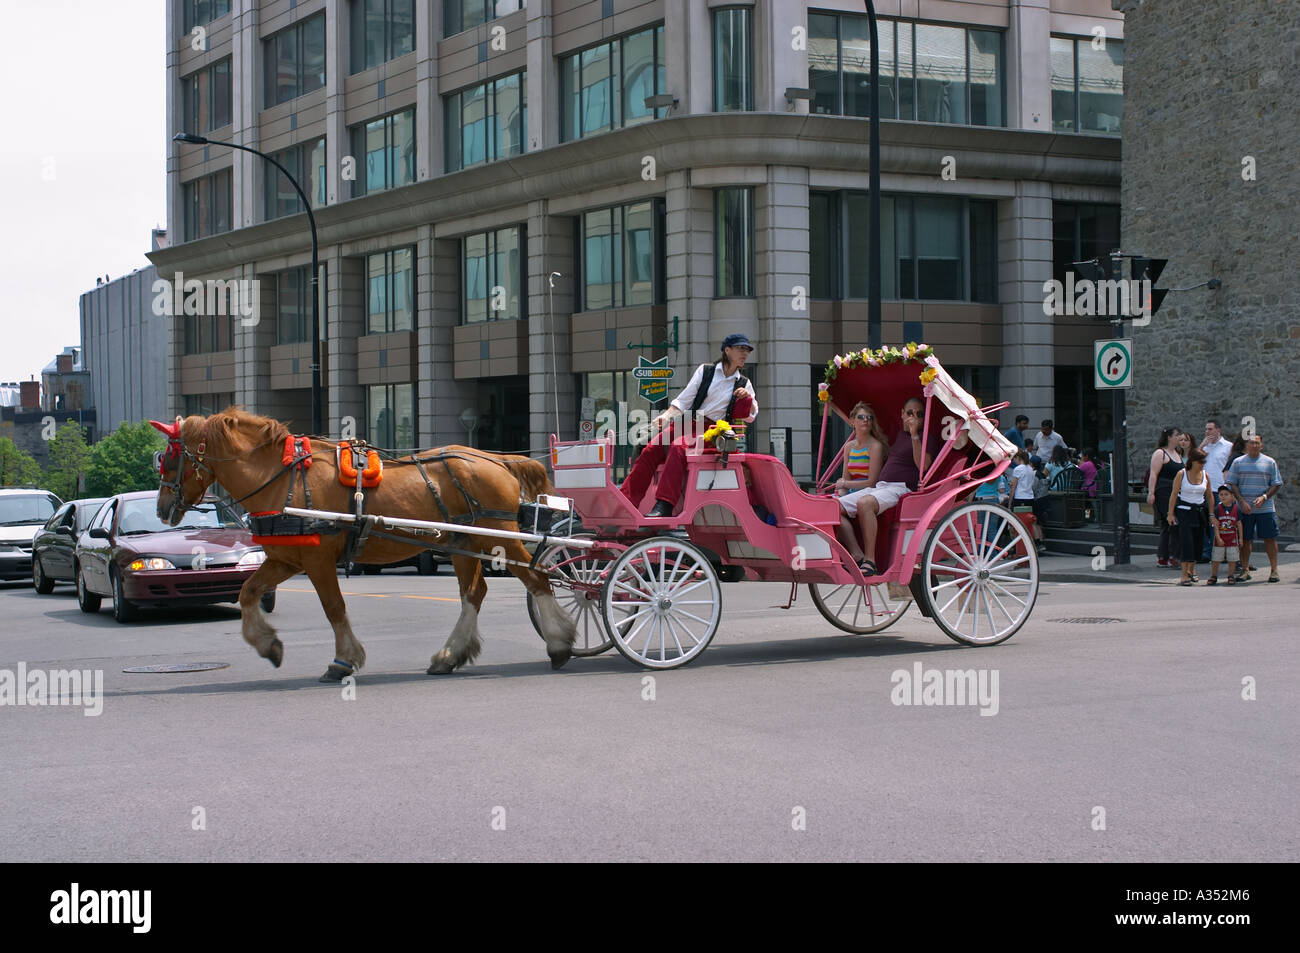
<box><xmin>600</xmin><ymin>537</ymin><xmax>721</xmax><ymax>670</ymax></box>
<box><xmin>526</xmin><ymin>536</ymin><xmax>620</xmax><ymax>657</ymax></box>
<box><xmin>921</xmin><ymin>502</ymin><xmax>1038</xmax><ymax>646</ymax></box>
<box><xmin>808</xmin><ymin>580</ymin><xmax>910</xmax><ymax>634</ymax></box>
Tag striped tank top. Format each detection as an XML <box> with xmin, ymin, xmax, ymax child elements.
<box><xmin>846</xmin><ymin>443</ymin><xmax>872</xmax><ymax>480</ymax></box>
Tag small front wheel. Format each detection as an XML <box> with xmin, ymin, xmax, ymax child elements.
<box><xmin>527</xmin><ymin>537</ymin><xmax>620</xmax><ymax>656</ymax></box>
<box><xmin>809</xmin><ymin>580</ymin><xmax>910</xmax><ymax>634</ymax></box>
<box><xmin>600</xmin><ymin>538</ymin><xmax>721</xmax><ymax>669</ymax></box>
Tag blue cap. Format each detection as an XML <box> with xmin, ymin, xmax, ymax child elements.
<box><xmin>722</xmin><ymin>333</ymin><xmax>753</xmax><ymax>351</ymax></box>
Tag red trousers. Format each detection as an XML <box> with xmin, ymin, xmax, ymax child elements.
<box><xmin>621</xmin><ymin>422</ymin><xmax>694</xmax><ymax>508</ymax></box>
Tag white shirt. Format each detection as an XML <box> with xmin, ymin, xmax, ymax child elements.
<box><xmin>671</xmin><ymin>362</ymin><xmax>758</xmax><ymax>423</ymax></box>
<box><xmin>1201</xmin><ymin>436</ymin><xmax>1232</xmax><ymax>490</ymax></box>
<box><xmin>1032</xmin><ymin>430</ymin><xmax>1069</xmax><ymax>456</ymax></box>
<box><xmin>1011</xmin><ymin>463</ymin><xmax>1037</xmax><ymax>499</ymax></box>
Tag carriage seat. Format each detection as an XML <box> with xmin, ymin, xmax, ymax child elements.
<box><xmin>741</xmin><ymin>454</ymin><xmax>840</xmax><ymax>530</ymax></box>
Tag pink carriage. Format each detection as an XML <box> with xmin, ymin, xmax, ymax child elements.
<box><xmin>533</xmin><ymin>349</ymin><xmax>1040</xmax><ymax>669</ymax></box>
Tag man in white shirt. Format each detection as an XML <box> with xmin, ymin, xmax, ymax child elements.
<box><xmin>620</xmin><ymin>334</ymin><xmax>758</xmax><ymax>517</ymax></box>
<box><xmin>1031</xmin><ymin>419</ymin><xmax>1071</xmax><ymax>458</ymax></box>
<box><xmin>1199</xmin><ymin>419</ymin><xmax>1234</xmax><ymax>561</ymax></box>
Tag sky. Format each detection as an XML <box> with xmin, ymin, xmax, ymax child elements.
<box><xmin>0</xmin><ymin>0</ymin><xmax>164</xmax><ymax>383</ymax></box>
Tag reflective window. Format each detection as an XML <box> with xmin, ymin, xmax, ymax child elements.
<box><xmin>351</xmin><ymin>0</ymin><xmax>415</xmax><ymax>73</ymax></box>
<box><xmin>1052</xmin><ymin>203</ymin><xmax>1121</xmax><ymax>285</ymax></box>
<box><xmin>445</xmin><ymin>0</ymin><xmax>524</xmax><ymax>37</ymax></box>
<box><xmin>714</xmin><ymin>188</ymin><xmax>753</xmax><ymax>298</ymax></box>
<box><xmin>560</xmin><ymin>26</ymin><xmax>665</xmax><ymax>142</ymax></box>
<box><xmin>275</xmin><ymin>266</ymin><xmax>324</xmax><ymax>344</ymax></box>
<box><xmin>368</xmin><ymin>383</ymin><xmax>416</xmax><ymax>449</ymax></box>
<box><xmin>181</xmin><ymin>168</ymin><xmax>231</xmax><ymax>242</ymax></box>
<box><xmin>182</xmin><ymin>0</ymin><xmax>230</xmax><ymax>34</ymax></box>
<box><xmin>265</xmin><ymin>137</ymin><xmax>326</xmax><ymax>220</ymax></box>
<box><xmin>181</xmin><ymin>58</ymin><xmax>232</xmax><ymax>134</ymax></box>
<box><xmin>263</xmin><ymin>13</ymin><xmax>327</xmax><ymax>108</ymax></box>
<box><xmin>713</xmin><ymin>7</ymin><xmax>752</xmax><ymax>111</ymax></box>
<box><xmin>365</xmin><ymin>248</ymin><xmax>415</xmax><ymax>333</ymax></box>
<box><xmin>461</xmin><ymin>226</ymin><xmax>525</xmax><ymax>323</ymax></box>
<box><xmin>1052</xmin><ymin>36</ymin><xmax>1122</xmax><ymax>134</ymax></box>
<box><xmin>350</xmin><ymin>108</ymin><xmax>416</xmax><ymax>196</ymax></box>
<box><xmin>445</xmin><ymin>72</ymin><xmax>526</xmax><ymax>171</ymax></box>
<box><xmin>578</xmin><ymin>200</ymin><xmax>663</xmax><ymax>311</ymax></box>
<box><xmin>809</xmin><ymin>14</ymin><xmax>1003</xmax><ymax>127</ymax></box>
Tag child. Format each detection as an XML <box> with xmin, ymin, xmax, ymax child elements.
<box><xmin>1008</xmin><ymin>450</ymin><xmax>1045</xmax><ymax>553</ymax></box>
<box><xmin>1209</xmin><ymin>484</ymin><xmax>1242</xmax><ymax>585</ymax></box>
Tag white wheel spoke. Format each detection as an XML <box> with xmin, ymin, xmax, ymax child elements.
<box><xmin>665</xmin><ymin>577</ymin><xmax>712</xmax><ymax>599</ymax></box>
<box><xmin>986</xmin><ymin>572</ymin><xmax>1032</xmax><ymax>585</ymax></box>
<box><xmin>674</xmin><ymin>608</ymin><xmax>715</xmax><ymax>627</ymax></box>
<box><xmin>935</xmin><ymin>539</ymin><xmax>972</xmax><ymax>568</ymax></box>
<box><xmin>987</xmin><ymin>579</ymin><xmax>1028</xmax><ymax>607</ymax></box>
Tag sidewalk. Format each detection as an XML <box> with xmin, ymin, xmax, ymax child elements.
<box><xmin>1038</xmin><ymin>543</ymin><xmax>1300</xmax><ymax>585</ymax></box>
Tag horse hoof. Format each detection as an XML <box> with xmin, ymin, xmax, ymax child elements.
<box><xmin>266</xmin><ymin>640</ymin><xmax>284</xmax><ymax>668</ymax></box>
<box><xmin>426</xmin><ymin>659</ymin><xmax>455</xmax><ymax>675</ymax></box>
<box><xmin>319</xmin><ymin>663</ymin><xmax>351</xmax><ymax>683</ymax></box>
<box><xmin>549</xmin><ymin>649</ymin><xmax>572</xmax><ymax>671</ymax></box>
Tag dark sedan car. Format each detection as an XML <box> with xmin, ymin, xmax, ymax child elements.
<box><xmin>32</xmin><ymin>497</ymin><xmax>107</xmax><ymax>592</ymax></box>
<box><xmin>74</xmin><ymin>490</ymin><xmax>276</xmax><ymax>623</ymax></box>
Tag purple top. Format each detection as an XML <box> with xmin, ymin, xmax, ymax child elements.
<box><xmin>878</xmin><ymin>427</ymin><xmax>946</xmax><ymax>491</ymax></box>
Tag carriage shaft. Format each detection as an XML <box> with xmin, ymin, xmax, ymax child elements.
<box><xmin>281</xmin><ymin>506</ymin><xmax>598</xmax><ymax>550</ymax></box>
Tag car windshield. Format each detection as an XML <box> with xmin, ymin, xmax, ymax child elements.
<box><xmin>75</xmin><ymin>500</ymin><xmax>108</xmax><ymax>531</ymax></box>
<box><xmin>0</xmin><ymin>494</ymin><xmax>58</xmax><ymax>526</ymax></box>
<box><xmin>115</xmin><ymin>499</ymin><xmax>245</xmax><ymax>535</ymax></box>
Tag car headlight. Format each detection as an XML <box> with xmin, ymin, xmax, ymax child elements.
<box><xmin>238</xmin><ymin>550</ymin><xmax>266</xmax><ymax>567</ymax></box>
<box><xmin>128</xmin><ymin>557</ymin><xmax>176</xmax><ymax>571</ymax></box>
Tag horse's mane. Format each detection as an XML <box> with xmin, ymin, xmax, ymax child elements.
<box><xmin>200</xmin><ymin>406</ymin><xmax>292</xmax><ymax>455</ymax></box>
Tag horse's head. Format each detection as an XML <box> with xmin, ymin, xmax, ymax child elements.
<box><xmin>150</xmin><ymin>415</ymin><xmax>215</xmax><ymax>525</ymax></box>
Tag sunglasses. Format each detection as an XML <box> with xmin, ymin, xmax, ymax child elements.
<box><xmin>854</xmin><ymin>414</ymin><xmax>873</xmax><ymax>421</ymax></box>
<box><xmin>904</xmin><ymin>409</ymin><xmax>923</xmax><ymax>417</ymax></box>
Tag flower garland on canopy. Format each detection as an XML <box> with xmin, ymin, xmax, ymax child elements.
<box><xmin>821</xmin><ymin>342</ymin><xmax>934</xmax><ymax>388</ymax></box>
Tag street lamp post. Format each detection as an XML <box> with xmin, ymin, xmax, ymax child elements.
<box><xmin>864</xmin><ymin>1</ymin><xmax>881</xmax><ymax>350</ymax></box>
<box><xmin>173</xmin><ymin>133</ymin><xmax>323</xmax><ymax>435</ymax></box>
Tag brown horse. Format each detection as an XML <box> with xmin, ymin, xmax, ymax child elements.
<box><xmin>150</xmin><ymin>409</ymin><xmax>577</xmax><ymax>681</ymax></box>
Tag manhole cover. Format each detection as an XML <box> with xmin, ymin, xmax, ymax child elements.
<box><xmin>1048</xmin><ymin>618</ymin><xmax>1127</xmax><ymax>624</ymax></box>
<box><xmin>122</xmin><ymin>662</ymin><xmax>231</xmax><ymax>674</ymax></box>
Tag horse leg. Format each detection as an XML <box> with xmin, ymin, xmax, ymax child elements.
<box><xmin>428</xmin><ymin>554</ymin><xmax>487</xmax><ymax>675</ymax></box>
<box><xmin>237</xmin><ymin>558</ymin><xmax>299</xmax><ymax>667</ymax></box>
<box><xmin>504</xmin><ymin>539</ymin><xmax>577</xmax><ymax>670</ymax></box>
<box><xmin>302</xmin><ymin>557</ymin><xmax>368</xmax><ymax>682</ymax></box>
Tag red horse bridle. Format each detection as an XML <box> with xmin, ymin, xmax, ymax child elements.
<box><xmin>150</xmin><ymin>417</ymin><xmax>216</xmax><ymax>520</ymax></box>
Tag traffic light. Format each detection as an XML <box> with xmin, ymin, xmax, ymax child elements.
<box><xmin>1073</xmin><ymin>258</ymin><xmax>1111</xmax><ymax>283</ymax></box>
<box><xmin>1130</xmin><ymin>257</ymin><xmax>1168</xmax><ymax>315</ymax></box>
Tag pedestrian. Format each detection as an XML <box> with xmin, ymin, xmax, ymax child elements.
<box><xmin>620</xmin><ymin>334</ymin><xmax>757</xmax><ymax>517</ymax></box>
<box><xmin>1208</xmin><ymin>484</ymin><xmax>1242</xmax><ymax>586</ymax></box>
<box><xmin>1004</xmin><ymin>414</ymin><xmax>1030</xmax><ymax>452</ymax></box>
<box><xmin>1008</xmin><ymin>450</ymin><xmax>1046</xmax><ymax>553</ymax></box>
<box><xmin>1045</xmin><ymin>446</ymin><xmax>1070</xmax><ymax>485</ymax></box>
<box><xmin>1198</xmin><ymin>420</ymin><xmax>1234</xmax><ymax>562</ymax></box>
<box><xmin>1032</xmin><ymin>419</ymin><xmax>1071</xmax><ymax>458</ymax></box>
<box><xmin>1225</xmin><ymin>434</ymin><xmax>1283</xmax><ymax>583</ymax></box>
<box><xmin>1078</xmin><ymin>448</ymin><xmax>1099</xmax><ymax>521</ymax></box>
<box><xmin>1168</xmin><ymin>447</ymin><xmax>1209</xmax><ymax>586</ymax></box>
<box><xmin>1147</xmin><ymin>426</ymin><xmax>1184</xmax><ymax>568</ymax></box>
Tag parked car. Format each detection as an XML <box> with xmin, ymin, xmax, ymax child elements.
<box><xmin>32</xmin><ymin>497</ymin><xmax>108</xmax><ymax>592</ymax></box>
<box><xmin>74</xmin><ymin>490</ymin><xmax>275</xmax><ymax>623</ymax></box>
<box><xmin>0</xmin><ymin>487</ymin><xmax>62</xmax><ymax>581</ymax></box>
<box><xmin>350</xmin><ymin>550</ymin><xmax>444</xmax><ymax>576</ymax></box>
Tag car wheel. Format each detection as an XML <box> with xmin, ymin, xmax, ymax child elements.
<box><xmin>33</xmin><ymin>556</ymin><xmax>55</xmax><ymax>594</ymax></box>
<box><xmin>417</xmin><ymin>551</ymin><xmax>437</xmax><ymax>576</ymax></box>
<box><xmin>76</xmin><ymin>564</ymin><xmax>101</xmax><ymax>613</ymax></box>
<box><xmin>362</xmin><ymin>565</ymin><xmax>382</xmax><ymax>575</ymax></box>
<box><xmin>260</xmin><ymin>589</ymin><xmax>276</xmax><ymax>613</ymax></box>
<box><xmin>111</xmin><ymin>569</ymin><xmax>139</xmax><ymax>623</ymax></box>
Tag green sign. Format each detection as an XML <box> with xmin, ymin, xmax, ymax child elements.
<box><xmin>1094</xmin><ymin>338</ymin><xmax>1132</xmax><ymax>389</ymax></box>
<box><xmin>633</xmin><ymin>355</ymin><xmax>674</xmax><ymax>402</ymax></box>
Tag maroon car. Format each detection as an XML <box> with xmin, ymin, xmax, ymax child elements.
<box><xmin>74</xmin><ymin>490</ymin><xmax>276</xmax><ymax>623</ymax></box>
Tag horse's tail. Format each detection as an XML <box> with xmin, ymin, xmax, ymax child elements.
<box><xmin>503</xmin><ymin>456</ymin><xmax>553</xmax><ymax>503</ymax></box>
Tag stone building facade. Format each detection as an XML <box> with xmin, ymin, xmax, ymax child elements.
<box><xmin>1115</xmin><ymin>0</ymin><xmax>1298</xmax><ymax>534</ymax></box>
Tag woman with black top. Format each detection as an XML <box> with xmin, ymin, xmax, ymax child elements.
<box><xmin>1169</xmin><ymin>448</ymin><xmax>1209</xmax><ymax>586</ymax></box>
<box><xmin>1147</xmin><ymin>427</ymin><xmax>1185</xmax><ymax>568</ymax></box>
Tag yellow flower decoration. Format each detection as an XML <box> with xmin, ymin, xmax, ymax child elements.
<box><xmin>919</xmin><ymin>367</ymin><xmax>938</xmax><ymax>385</ymax></box>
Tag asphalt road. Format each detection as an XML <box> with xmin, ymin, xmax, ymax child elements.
<box><xmin>1</xmin><ymin>565</ymin><xmax>1296</xmax><ymax>862</ymax></box>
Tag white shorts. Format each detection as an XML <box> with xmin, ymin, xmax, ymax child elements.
<box><xmin>839</xmin><ymin>481</ymin><xmax>910</xmax><ymax>517</ymax></box>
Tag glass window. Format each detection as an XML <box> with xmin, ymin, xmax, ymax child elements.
<box><xmin>1050</xmin><ymin>37</ymin><xmax>1077</xmax><ymax>132</ymax></box>
<box><xmin>1052</xmin><ymin>203</ymin><xmax>1121</xmax><ymax>286</ymax></box>
<box><xmin>968</xmin><ymin>30</ymin><xmax>1002</xmax><ymax>127</ymax></box>
<box><xmin>275</xmin><ymin>266</ymin><xmax>324</xmax><ymax>344</ymax></box>
<box><xmin>560</xmin><ymin>27</ymin><xmax>665</xmax><ymax>142</ymax></box>
<box><xmin>915</xmin><ymin>24</ymin><xmax>966</xmax><ymax>124</ymax></box>
<box><xmin>368</xmin><ymin>383</ymin><xmax>416</xmax><ymax>449</ymax></box>
<box><xmin>461</xmin><ymin>226</ymin><xmax>526</xmax><ymax>323</ymax></box>
<box><xmin>808</xmin><ymin>13</ymin><xmax>839</xmax><ymax>115</ymax></box>
<box><xmin>1052</xmin><ymin>36</ymin><xmax>1123</xmax><ymax>135</ymax></box>
<box><xmin>713</xmin><ymin>7</ymin><xmax>752</xmax><ymax>112</ymax></box>
<box><xmin>181</xmin><ymin>58</ymin><xmax>232</xmax><ymax>133</ymax></box>
<box><xmin>579</xmin><ymin>200</ymin><xmax>663</xmax><ymax>311</ymax></box>
<box><xmin>265</xmin><ymin>137</ymin><xmax>325</xmax><ymax>220</ymax></box>
<box><xmin>809</xmin><ymin>191</ymin><xmax>837</xmax><ymax>299</ymax></box>
<box><xmin>583</xmin><ymin>209</ymin><xmax>615</xmax><ymax>311</ymax></box>
<box><xmin>352</xmin><ymin>0</ymin><xmax>415</xmax><ymax>73</ymax></box>
<box><xmin>445</xmin><ymin>0</ymin><xmax>524</xmax><ymax>37</ymax></box>
<box><xmin>714</xmin><ymin>188</ymin><xmax>753</xmax><ymax>298</ymax></box>
<box><xmin>264</xmin><ymin>13</ymin><xmax>327</xmax><ymax>108</ymax></box>
<box><xmin>445</xmin><ymin>72</ymin><xmax>527</xmax><ymax>171</ymax></box>
<box><xmin>182</xmin><ymin>169</ymin><xmax>232</xmax><ymax>242</ymax></box>
<box><xmin>365</xmin><ymin>248</ymin><xmax>415</xmax><ymax>333</ymax></box>
<box><xmin>350</xmin><ymin>108</ymin><xmax>416</xmax><ymax>196</ymax></box>
<box><xmin>183</xmin><ymin>0</ymin><xmax>230</xmax><ymax>34</ymax></box>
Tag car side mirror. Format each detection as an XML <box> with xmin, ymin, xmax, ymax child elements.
<box><xmin>88</xmin><ymin>527</ymin><xmax>111</xmax><ymax>539</ymax></box>
<box><xmin>55</xmin><ymin>525</ymin><xmax>73</xmax><ymax>535</ymax></box>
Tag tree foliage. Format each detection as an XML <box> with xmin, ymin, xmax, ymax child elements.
<box><xmin>40</xmin><ymin>422</ymin><xmax>91</xmax><ymax>501</ymax></box>
<box><xmin>86</xmin><ymin>421</ymin><xmax>166</xmax><ymax>497</ymax></box>
<box><xmin>0</xmin><ymin>437</ymin><xmax>40</xmax><ymax>486</ymax></box>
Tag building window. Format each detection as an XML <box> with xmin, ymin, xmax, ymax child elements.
<box><xmin>714</xmin><ymin>188</ymin><xmax>753</xmax><ymax>298</ymax></box>
<box><xmin>560</xmin><ymin>26</ymin><xmax>666</xmax><ymax>142</ymax></box>
<box><xmin>809</xmin><ymin>14</ymin><xmax>1003</xmax><ymax>127</ymax></box>
<box><xmin>445</xmin><ymin>72</ymin><xmax>526</xmax><ymax>171</ymax></box>
<box><xmin>578</xmin><ymin>200</ymin><xmax>664</xmax><ymax>311</ymax></box>
<box><xmin>350</xmin><ymin>108</ymin><xmax>416</xmax><ymax>196</ymax></box>
<box><xmin>462</xmin><ymin>226</ymin><xmax>525</xmax><ymax>324</ymax></box>
<box><xmin>713</xmin><ymin>7</ymin><xmax>753</xmax><ymax>112</ymax></box>
<box><xmin>445</xmin><ymin>0</ymin><xmax>524</xmax><ymax>37</ymax></box>
<box><xmin>264</xmin><ymin>138</ymin><xmax>326</xmax><ymax>220</ymax></box>
<box><xmin>183</xmin><ymin>310</ymin><xmax>233</xmax><ymax>354</ymax></box>
<box><xmin>183</xmin><ymin>0</ymin><xmax>230</xmax><ymax>34</ymax></box>
<box><xmin>366</xmin><ymin>248</ymin><xmax>414</xmax><ymax>333</ymax></box>
<box><xmin>184</xmin><ymin>392</ymin><xmax>236</xmax><ymax>415</ymax></box>
<box><xmin>368</xmin><ymin>383</ymin><xmax>416</xmax><ymax>449</ymax></box>
<box><xmin>263</xmin><ymin>13</ymin><xmax>326</xmax><ymax>108</ymax></box>
<box><xmin>274</xmin><ymin>266</ymin><xmax>322</xmax><ymax>345</ymax></box>
<box><xmin>1051</xmin><ymin>36</ymin><xmax>1123</xmax><ymax>135</ymax></box>
<box><xmin>181</xmin><ymin>58</ymin><xmax>232</xmax><ymax>134</ymax></box>
<box><xmin>181</xmin><ymin>169</ymin><xmax>232</xmax><ymax>241</ymax></box>
<box><xmin>351</xmin><ymin>0</ymin><xmax>414</xmax><ymax>73</ymax></box>
<box><xmin>810</xmin><ymin>191</ymin><xmax>997</xmax><ymax>302</ymax></box>
<box><xmin>1052</xmin><ymin>203</ymin><xmax>1121</xmax><ymax>285</ymax></box>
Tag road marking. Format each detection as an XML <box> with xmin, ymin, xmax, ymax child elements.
<box><xmin>280</xmin><ymin>586</ymin><xmax>460</xmax><ymax>603</ymax></box>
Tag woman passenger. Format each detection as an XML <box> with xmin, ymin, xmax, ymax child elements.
<box><xmin>832</xmin><ymin>401</ymin><xmax>888</xmax><ymax>569</ymax></box>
